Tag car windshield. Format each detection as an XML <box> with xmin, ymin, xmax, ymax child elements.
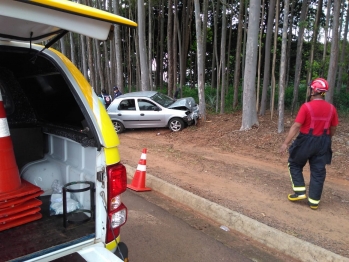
<box><xmin>150</xmin><ymin>92</ymin><xmax>175</xmax><ymax>108</ymax></box>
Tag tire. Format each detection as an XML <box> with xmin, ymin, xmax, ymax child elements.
<box><xmin>112</xmin><ymin>120</ymin><xmax>125</xmax><ymax>134</ymax></box>
<box><xmin>169</xmin><ymin>118</ymin><xmax>184</xmax><ymax>132</ymax></box>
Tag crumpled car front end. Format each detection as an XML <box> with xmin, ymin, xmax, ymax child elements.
<box><xmin>168</xmin><ymin>97</ymin><xmax>200</xmax><ymax>125</ymax></box>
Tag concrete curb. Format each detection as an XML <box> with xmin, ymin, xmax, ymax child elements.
<box><xmin>125</xmin><ymin>164</ymin><xmax>349</xmax><ymax>262</ymax></box>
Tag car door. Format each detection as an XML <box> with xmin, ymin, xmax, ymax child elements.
<box><xmin>136</xmin><ymin>99</ymin><xmax>166</xmax><ymax>127</ymax></box>
<box><xmin>110</xmin><ymin>98</ymin><xmax>140</xmax><ymax>128</ymax></box>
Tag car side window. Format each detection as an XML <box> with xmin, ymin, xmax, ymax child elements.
<box><xmin>138</xmin><ymin>99</ymin><xmax>157</xmax><ymax>111</ymax></box>
<box><xmin>118</xmin><ymin>99</ymin><xmax>136</xmax><ymax>110</ymax></box>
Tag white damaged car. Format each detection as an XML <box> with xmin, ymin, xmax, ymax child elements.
<box><xmin>107</xmin><ymin>91</ymin><xmax>199</xmax><ymax>133</ymax></box>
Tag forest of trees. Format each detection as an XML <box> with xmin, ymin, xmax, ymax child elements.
<box><xmin>53</xmin><ymin>0</ymin><xmax>349</xmax><ymax>132</ymax></box>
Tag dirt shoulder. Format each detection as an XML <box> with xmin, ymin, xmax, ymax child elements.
<box><xmin>118</xmin><ymin>112</ymin><xmax>349</xmax><ymax>258</ymax></box>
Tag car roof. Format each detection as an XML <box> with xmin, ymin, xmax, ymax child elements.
<box><xmin>117</xmin><ymin>91</ymin><xmax>158</xmax><ymax>99</ymax></box>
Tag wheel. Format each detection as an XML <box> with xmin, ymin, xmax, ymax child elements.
<box><xmin>114</xmin><ymin>242</ymin><xmax>128</xmax><ymax>261</ymax></box>
<box><xmin>169</xmin><ymin>118</ymin><xmax>184</xmax><ymax>132</ymax></box>
<box><xmin>112</xmin><ymin>120</ymin><xmax>125</xmax><ymax>134</ymax></box>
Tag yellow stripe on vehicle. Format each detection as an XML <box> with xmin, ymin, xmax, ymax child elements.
<box><xmin>23</xmin><ymin>0</ymin><xmax>137</xmax><ymax>27</ymax></box>
<box><xmin>105</xmin><ymin>235</ymin><xmax>121</xmax><ymax>251</ymax></box>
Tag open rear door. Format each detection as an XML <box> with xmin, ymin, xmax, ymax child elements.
<box><xmin>0</xmin><ymin>0</ymin><xmax>137</xmax><ymax>43</ymax></box>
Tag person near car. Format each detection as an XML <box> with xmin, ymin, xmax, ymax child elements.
<box><xmin>101</xmin><ymin>89</ymin><xmax>112</xmax><ymax>108</ymax></box>
<box><xmin>279</xmin><ymin>78</ymin><xmax>339</xmax><ymax>210</ymax></box>
<box><xmin>113</xmin><ymin>86</ymin><xmax>122</xmax><ymax>99</ymax></box>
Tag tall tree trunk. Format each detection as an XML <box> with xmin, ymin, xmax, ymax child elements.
<box><xmin>173</xmin><ymin>0</ymin><xmax>178</xmax><ymax>97</ymax></box>
<box><xmin>241</xmin><ymin>0</ymin><xmax>260</xmax><ymax>131</ymax></box>
<box><xmin>69</xmin><ymin>33</ymin><xmax>76</xmax><ymax>65</ymax></box>
<box><xmin>159</xmin><ymin>0</ymin><xmax>165</xmax><ymax>90</ymax></box>
<box><xmin>94</xmin><ymin>39</ymin><xmax>105</xmax><ymax>91</ymax></box>
<box><xmin>321</xmin><ymin>0</ymin><xmax>332</xmax><ymax>77</ymax></box>
<box><xmin>259</xmin><ymin>0</ymin><xmax>276</xmax><ymax>115</ymax></box>
<box><xmin>220</xmin><ymin>0</ymin><xmax>227</xmax><ymax>114</ymax></box>
<box><xmin>87</xmin><ymin>37</ymin><xmax>96</xmax><ymax>87</ymax></box>
<box><xmin>60</xmin><ymin>37</ymin><xmax>66</xmax><ymax>56</ymax></box>
<box><xmin>148</xmin><ymin>0</ymin><xmax>154</xmax><ymax>90</ymax></box>
<box><xmin>104</xmin><ymin>41</ymin><xmax>111</xmax><ymax>92</ymax></box>
<box><xmin>179</xmin><ymin>0</ymin><xmax>193</xmax><ymax>96</ymax></box>
<box><xmin>306</xmin><ymin>0</ymin><xmax>323</xmax><ymax>88</ymax></box>
<box><xmin>270</xmin><ymin>0</ymin><xmax>279</xmax><ymax>120</ymax></box>
<box><xmin>194</xmin><ymin>0</ymin><xmax>207</xmax><ymax>121</ymax></box>
<box><xmin>285</xmin><ymin>0</ymin><xmax>295</xmax><ymax>87</ymax></box>
<box><xmin>326</xmin><ymin>0</ymin><xmax>341</xmax><ymax>103</ymax></box>
<box><xmin>336</xmin><ymin>0</ymin><xmax>349</xmax><ymax>91</ymax></box>
<box><xmin>80</xmin><ymin>35</ymin><xmax>88</xmax><ymax>79</ymax></box>
<box><xmin>211</xmin><ymin>0</ymin><xmax>218</xmax><ymax>91</ymax></box>
<box><xmin>167</xmin><ymin>0</ymin><xmax>174</xmax><ymax>97</ymax></box>
<box><xmin>114</xmin><ymin>0</ymin><xmax>124</xmax><ymax>92</ymax></box>
<box><xmin>278</xmin><ymin>0</ymin><xmax>290</xmax><ymax>133</ymax></box>
<box><xmin>291</xmin><ymin>0</ymin><xmax>309</xmax><ymax>114</ymax></box>
<box><xmin>233</xmin><ymin>0</ymin><xmax>244</xmax><ymax>109</ymax></box>
<box><xmin>256</xmin><ymin>0</ymin><xmax>265</xmax><ymax>111</ymax></box>
<box><xmin>138</xmin><ymin>0</ymin><xmax>150</xmax><ymax>91</ymax></box>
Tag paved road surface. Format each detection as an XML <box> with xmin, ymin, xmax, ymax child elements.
<box><xmin>121</xmin><ymin>189</ymin><xmax>298</xmax><ymax>262</ymax></box>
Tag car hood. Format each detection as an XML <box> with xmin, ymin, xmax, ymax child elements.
<box><xmin>168</xmin><ymin>97</ymin><xmax>197</xmax><ymax>111</ymax></box>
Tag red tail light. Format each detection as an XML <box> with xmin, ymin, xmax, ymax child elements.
<box><xmin>106</xmin><ymin>163</ymin><xmax>128</xmax><ymax>243</ymax></box>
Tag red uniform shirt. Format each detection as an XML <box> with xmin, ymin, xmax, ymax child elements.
<box><xmin>295</xmin><ymin>100</ymin><xmax>339</xmax><ymax>136</ymax></box>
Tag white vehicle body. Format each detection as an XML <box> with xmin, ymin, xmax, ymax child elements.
<box><xmin>0</xmin><ymin>1</ymin><xmax>137</xmax><ymax>261</ymax></box>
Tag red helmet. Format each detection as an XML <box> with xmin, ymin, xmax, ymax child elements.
<box><xmin>310</xmin><ymin>78</ymin><xmax>329</xmax><ymax>93</ymax></box>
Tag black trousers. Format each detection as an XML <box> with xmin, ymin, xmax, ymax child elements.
<box><xmin>288</xmin><ymin>133</ymin><xmax>332</xmax><ymax>202</ymax></box>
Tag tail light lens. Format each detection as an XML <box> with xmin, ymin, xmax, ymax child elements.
<box><xmin>106</xmin><ymin>163</ymin><xmax>128</xmax><ymax>243</ymax></box>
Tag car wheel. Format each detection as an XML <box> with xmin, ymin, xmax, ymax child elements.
<box><xmin>169</xmin><ymin>118</ymin><xmax>184</xmax><ymax>132</ymax></box>
<box><xmin>112</xmin><ymin>120</ymin><xmax>125</xmax><ymax>134</ymax></box>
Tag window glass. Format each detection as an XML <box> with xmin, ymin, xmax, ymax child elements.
<box><xmin>118</xmin><ymin>99</ymin><xmax>135</xmax><ymax>110</ymax></box>
<box><xmin>138</xmin><ymin>99</ymin><xmax>157</xmax><ymax>111</ymax></box>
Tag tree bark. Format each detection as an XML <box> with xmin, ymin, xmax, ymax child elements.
<box><xmin>220</xmin><ymin>0</ymin><xmax>227</xmax><ymax>114</ymax></box>
<box><xmin>326</xmin><ymin>0</ymin><xmax>341</xmax><ymax>103</ymax></box>
<box><xmin>233</xmin><ymin>0</ymin><xmax>244</xmax><ymax>109</ymax></box>
<box><xmin>194</xmin><ymin>0</ymin><xmax>207</xmax><ymax>121</ymax></box>
<box><xmin>277</xmin><ymin>0</ymin><xmax>290</xmax><ymax>133</ymax></box>
<box><xmin>167</xmin><ymin>0</ymin><xmax>174</xmax><ymax>97</ymax></box>
<box><xmin>241</xmin><ymin>0</ymin><xmax>260</xmax><ymax>131</ymax></box>
<box><xmin>291</xmin><ymin>0</ymin><xmax>309</xmax><ymax>114</ymax></box>
<box><xmin>259</xmin><ymin>0</ymin><xmax>275</xmax><ymax>115</ymax></box>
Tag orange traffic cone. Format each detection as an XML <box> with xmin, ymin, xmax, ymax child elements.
<box><xmin>127</xmin><ymin>148</ymin><xmax>151</xmax><ymax>192</ymax></box>
<box><xmin>0</xmin><ymin>89</ymin><xmax>42</xmax><ymax>231</ymax></box>
<box><xmin>0</xmin><ymin>94</ymin><xmax>21</xmax><ymax>193</ymax></box>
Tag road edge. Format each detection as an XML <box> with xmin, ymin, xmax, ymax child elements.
<box><xmin>125</xmin><ymin>164</ymin><xmax>348</xmax><ymax>262</ymax></box>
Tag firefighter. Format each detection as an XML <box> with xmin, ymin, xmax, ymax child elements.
<box><xmin>280</xmin><ymin>78</ymin><xmax>339</xmax><ymax>210</ymax></box>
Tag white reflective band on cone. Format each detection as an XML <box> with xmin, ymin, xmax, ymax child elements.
<box><xmin>136</xmin><ymin>164</ymin><xmax>146</xmax><ymax>172</ymax></box>
<box><xmin>141</xmin><ymin>153</ymin><xmax>146</xmax><ymax>159</ymax></box>
<box><xmin>0</xmin><ymin>118</ymin><xmax>10</xmax><ymax>138</ymax></box>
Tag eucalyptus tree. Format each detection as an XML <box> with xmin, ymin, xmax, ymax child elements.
<box><xmin>321</xmin><ymin>0</ymin><xmax>332</xmax><ymax>77</ymax></box>
<box><xmin>241</xmin><ymin>0</ymin><xmax>260</xmax><ymax>131</ymax></box>
<box><xmin>194</xmin><ymin>0</ymin><xmax>208</xmax><ymax>121</ymax></box>
<box><xmin>138</xmin><ymin>0</ymin><xmax>150</xmax><ymax>91</ymax></box>
<box><xmin>167</xmin><ymin>0</ymin><xmax>174</xmax><ymax>97</ymax></box>
<box><xmin>233</xmin><ymin>0</ymin><xmax>244</xmax><ymax>109</ymax></box>
<box><xmin>219</xmin><ymin>0</ymin><xmax>227</xmax><ymax>114</ymax></box>
<box><xmin>306</xmin><ymin>0</ymin><xmax>323</xmax><ymax>98</ymax></box>
<box><xmin>291</xmin><ymin>0</ymin><xmax>309</xmax><ymax>115</ymax></box>
<box><xmin>270</xmin><ymin>0</ymin><xmax>280</xmax><ymax>120</ymax></box>
<box><xmin>326</xmin><ymin>0</ymin><xmax>341</xmax><ymax>103</ymax></box>
<box><xmin>277</xmin><ymin>0</ymin><xmax>290</xmax><ymax>133</ymax></box>
<box><xmin>114</xmin><ymin>0</ymin><xmax>124</xmax><ymax>92</ymax></box>
<box><xmin>259</xmin><ymin>0</ymin><xmax>276</xmax><ymax>115</ymax></box>
<box><xmin>337</xmin><ymin>1</ymin><xmax>349</xmax><ymax>91</ymax></box>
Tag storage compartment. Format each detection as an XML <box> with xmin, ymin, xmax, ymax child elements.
<box><xmin>0</xmin><ymin>46</ymin><xmax>98</xmax><ymax>261</ymax></box>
